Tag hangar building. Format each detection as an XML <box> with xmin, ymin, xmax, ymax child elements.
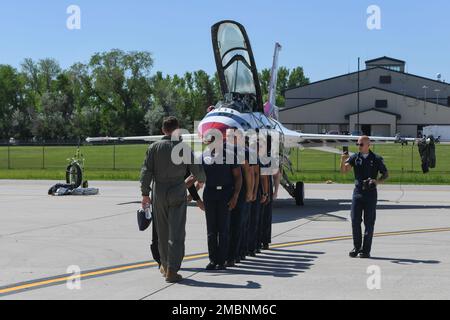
<box><xmin>280</xmin><ymin>57</ymin><xmax>450</xmax><ymax>137</ymax></box>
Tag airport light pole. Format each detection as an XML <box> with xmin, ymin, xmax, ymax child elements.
<box><xmin>434</xmin><ymin>89</ymin><xmax>440</xmax><ymax>106</ymax></box>
<box><xmin>422</xmin><ymin>85</ymin><xmax>428</xmax><ymax>115</ymax></box>
<box><xmin>357</xmin><ymin>57</ymin><xmax>360</xmax><ymax>133</ymax></box>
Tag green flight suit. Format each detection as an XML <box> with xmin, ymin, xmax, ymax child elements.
<box><xmin>140</xmin><ymin>136</ymin><xmax>206</xmax><ymax>272</ymax></box>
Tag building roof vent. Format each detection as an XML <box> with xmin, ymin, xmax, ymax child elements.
<box><xmin>365</xmin><ymin>56</ymin><xmax>405</xmax><ymax>73</ymax></box>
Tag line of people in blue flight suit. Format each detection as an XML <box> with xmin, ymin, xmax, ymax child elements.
<box><xmin>200</xmin><ymin>129</ymin><xmax>276</xmax><ymax>270</ymax></box>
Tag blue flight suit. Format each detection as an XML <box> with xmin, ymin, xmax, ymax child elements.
<box><xmin>247</xmin><ymin>161</ymin><xmax>262</xmax><ymax>255</ymax></box>
<box><xmin>202</xmin><ymin>149</ymin><xmax>240</xmax><ymax>266</ymax></box>
<box><xmin>227</xmin><ymin>145</ymin><xmax>252</xmax><ymax>262</ymax></box>
<box><xmin>259</xmin><ymin>175</ymin><xmax>273</xmax><ymax>248</ymax></box>
<box><xmin>346</xmin><ymin>150</ymin><xmax>388</xmax><ymax>254</ymax></box>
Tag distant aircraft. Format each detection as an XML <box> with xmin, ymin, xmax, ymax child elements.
<box><xmin>87</xmin><ymin>20</ymin><xmax>419</xmax><ymax>206</ymax></box>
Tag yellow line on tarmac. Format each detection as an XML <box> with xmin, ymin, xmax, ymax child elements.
<box><xmin>1</xmin><ymin>227</ymin><xmax>450</xmax><ymax>297</ymax></box>
<box><xmin>270</xmin><ymin>227</ymin><xmax>450</xmax><ymax>249</ymax></box>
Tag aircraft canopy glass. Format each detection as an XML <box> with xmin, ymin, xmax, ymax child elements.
<box><xmin>217</xmin><ymin>23</ymin><xmax>256</xmax><ymax>95</ymax></box>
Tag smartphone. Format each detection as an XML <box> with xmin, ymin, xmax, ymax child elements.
<box><xmin>343</xmin><ymin>146</ymin><xmax>349</xmax><ymax>155</ymax></box>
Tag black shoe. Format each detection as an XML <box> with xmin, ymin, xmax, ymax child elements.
<box><xmin>216</xmin><ymin>265</ymin><xmax>227</xmax><ymax>271</ymax></box>
<box><xmin>262</xmin><ymin>244</ymin><xmax>270</xmax><ymax>250</ymax></box>
<box><xmin>225</xmin><ymin>260</ymin><xmax>235</xmax><ymax>268</ymax></box>
<box><xmin>206</xmin><ymin>263</ymin><xmax>217</xmax><ymax>270</ymax></box>
<box><xmin>359</xmin><ymin>252</ymin><xmax>371</xmax><ymax>259</ymax></box>
<box><xmin>349</xmin><ymin>249</ymin><xmax>360</xmax><ymax>258</ymax></box>
<box><xmin>249</xmin><ymin>251</ymin><xmax>256</xmax><ymax>257</ymax></box>
<box><xmin>256</xmin><ymin>248</ymin><xmax>261</xmax><ymax>254</ymax></box>
<box><xmin>240</xmin><ymin>255</ymin><xmax>246</xmax><ymax>261</ymax></box>
<box><xmin>235</xmin><ymin>257</ymin><xmax>241</xmax><ymax>264</ymax></box>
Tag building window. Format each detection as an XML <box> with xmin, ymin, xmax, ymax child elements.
<box><xmin>381</xmin><ymin>65</ymin><xmax>401</xmax><ymax>72</ymax></box>
<box><xmin>379</xmin><ymin>76</ymin><xmax>392</xmax><ymax>84</ymax></box>
<box><xmin>375</xmin><ymin>100</ymin><xmax>388</xmax><ymax>108</ymax></box>
<box><xmin>447</xmin><ymin>96</ymin><xmax>450</xmax><ymax>106</ymax></box>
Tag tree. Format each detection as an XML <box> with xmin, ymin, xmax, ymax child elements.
<box><xmin>86</xmin><ymin>49</ymin><xmax>153</xmax><ymax>136</ymax></box>
<box><xmin>259</xmin><ymin>68</ymin><xmax>271</xmax><ymax>102</ymax></box>
<box><xmin>183</xmin><ymin>70</ymin><xmax>217</xmax><ymax>125</ymax></box>
<box><xmin>288</xmin><ymin>67</ymin><xmax>309</xmax><ymax>89</ymax></box>
<box><xmin>21</xmin><ymin>58</ymin><xmax>62</xmax><ymax>109</ymax></box>
<box><xmin>146</xmin><ymin>72</ymin><xmax>183</xmax><ymax>134</ymax></box>
<box><xmin>39</xmin><ymin>58</ymin><xmax>62</xmax><ymax>92</ymax></box>
<box><xmin>0</xmin><ymin>65</ymin><xmax>29</xmax><ymax>139</ymax></box>
<box><xmin>30</xmin><ymin>92</ymin><xmax>72</xmax><ymax>141</ymax></box>
<box><xmin>19</xmin><ymin>58</ymin><xmax>70</xmax><ymax>141</ymax></box>
<box><xmin>259</xmin><ymin>66</ymin><xmax>309</xmax><ymax>107</ymax></box>
<box><xmin>2</xmin><ymin>51</ymin><xmax>310</xmax><ymax>140</ymax></box>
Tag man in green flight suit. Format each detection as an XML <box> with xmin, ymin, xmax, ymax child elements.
<box><xmin>140</xmin><ymin>117</ymin><xmax>206</xmax><ymax>283</ymax></box>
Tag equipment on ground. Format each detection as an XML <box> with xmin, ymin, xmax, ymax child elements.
<box><xmin>48</xmin><ymin>146</ymin><xmax>98</xmax><ymax>196</ymax></box>
<box><xmin>66</xmin><ymin>146</ymin><xmax>88</xmax><ymax>189</ymax></box>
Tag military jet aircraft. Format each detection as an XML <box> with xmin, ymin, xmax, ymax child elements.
<box><xmin>87</xmin><ymin>20</ymin><xmax>422</xmax><ymax>206</ymax></box>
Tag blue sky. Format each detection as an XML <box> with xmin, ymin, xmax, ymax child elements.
<box><xmin>0</xmin><ymin>0</ymin><xmax>449</xmax><ymax>82</ymax></box>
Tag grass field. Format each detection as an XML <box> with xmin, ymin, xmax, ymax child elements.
<box><xmin>0</xmin><ymin>143</ymin><xmax>449</xmax><ymax>184</ymax></box>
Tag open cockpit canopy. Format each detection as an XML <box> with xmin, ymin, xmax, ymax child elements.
<box><xmin>212</xmin><ymin>21</ymin><xmax>263</xmax><ymax>112</ymax></box>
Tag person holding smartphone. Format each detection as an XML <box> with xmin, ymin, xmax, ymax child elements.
<box><xmin>340</xmin><ymin>136</ymin><xmax>389</xmax><ymax>259</ymax></box>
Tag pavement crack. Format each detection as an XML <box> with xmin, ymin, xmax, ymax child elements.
<box><xmin>0</xmin><ymin>211</ymin><xmax>134</xmax><ymax>238</ymax></box>
<box><xmin>272</xmin><ymin>213</ymin><xmax>330</xmax><ymax>239</ymax></box>
<box><xmin>139</xmin><ymin>271</ymin><xmax>201</xmax><ymax>300</ymax></box>
<box><xmin>272</xmin><ymin>209</ymin><xmax>349</xmax><ymax>239</ymax></box>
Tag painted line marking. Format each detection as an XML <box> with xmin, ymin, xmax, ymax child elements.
<box><xmin>1</xmin><ymin>226</ymin><xmax>449</xmax><ymax>297</ymax></box>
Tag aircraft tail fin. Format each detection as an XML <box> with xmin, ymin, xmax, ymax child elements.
<box><xmin>265</xmin><ymin>43</ymin><xmax>282</xmax><ymax>119</ymax></box>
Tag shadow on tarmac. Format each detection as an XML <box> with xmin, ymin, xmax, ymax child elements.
<box><xmin>178</xmin><ymin>279</ymin><xmax>261</xmax><ymax>289</ymax></box>
<box><xmin>178</xmin><ymin>249</ymin><xmax>324</xmax><ymax>289</ymax></box>
<box><xmin>369</xmin><ymin>257</ymin><xmax>441</xmax><ymax>265</ymax></box>
<box><xmin>118</xmin><ymin>198</ymin><xmax>450</xmax><ymax>226</ymax></box>
<box><xmin>271</xmin><ymin>198</ymin><xmax>450</xmax><ymax>224</ymax></box>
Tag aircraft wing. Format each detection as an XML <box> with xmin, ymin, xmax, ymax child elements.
<box><xmin>306</xmin><ymin>146</ymin><xmax>353</xmax><ymax>155</ymax></box>
<box><xmin>86</xmin><ymin>134</ymin><xmax>202</xmax><ymax>144</ymax></box>
<box><xmin>281</xmin><ymin>127</ymin><xmax>416</xmax><ymax>150</ymax></box>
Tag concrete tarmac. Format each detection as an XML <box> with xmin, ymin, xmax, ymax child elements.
<box><xmin>1</xmin><ymin>180</ymin><xmax>450</xmax><ymax>300</ymax></box>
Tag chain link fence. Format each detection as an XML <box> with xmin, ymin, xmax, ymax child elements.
<box><xmin>0</xmin><ymin>141</ymin><xmax>149</xmax><ymax>170</ymax></box>
<box><xmin>292</xmin><ymin>143</ymin><xmax>450</xmax><ymax>173</ymax></box>
<box><xmin>0</xmin><ymin>141</ymin><xmax>449</xmax><ymax>174</ymax></box>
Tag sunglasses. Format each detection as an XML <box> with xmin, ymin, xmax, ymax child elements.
<box><xmin>356</xmin><ymin>143</ymin><xmax>365</xmax><ymax>147</ymax></box>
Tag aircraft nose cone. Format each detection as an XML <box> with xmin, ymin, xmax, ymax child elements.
<box><xmin>198</xmin><ymin>121</ymin><xmax>230</xmax><ymax>141</ymax></box>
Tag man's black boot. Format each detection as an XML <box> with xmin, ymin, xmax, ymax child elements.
<box><xmin>359</xmin><ymin>252</ymin><xmax>371</xmax><ymax>259</ymax></box>
<box><xmin>349</xmin><ymin>248</ymin><xmax>360</xmax><ymax>258</ymax></box>
<box><xmin>206</xmin><ymin>263</ymin><xmax>217</xmax><ymax>270</ymax></box>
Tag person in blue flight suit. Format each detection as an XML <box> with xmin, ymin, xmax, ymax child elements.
<box><xmin>247</xmin><ymin>135</ymin><xmax>270</xmax><ymax>257</ymax></box>
<box><xmin>341</xmin><ymin>136</ymin><xmax>389</xmax><ymax>259</ymax></box>
<box><xmin>259</xmin><ymin>174</ymin><xmax>273</xmax><ymax>250</ymax></box>
<box><xmin>202</xmin><ymin>135</ymin><xmax>242</xmax><ymax>270</ymax></box>
<box><xmin>225</xmin><ymin>128</ymin><xmax>255</xmax><ymax>267</ymax></box>
<box><xmin>239</xmin><ymin>136</ymin><xmax>257</xmax><ymax>261</ymax></box>
<box><xmin>258</xmin><ymin>135</ymin><xmax>277</xmax><ymax>251</ymax></box>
